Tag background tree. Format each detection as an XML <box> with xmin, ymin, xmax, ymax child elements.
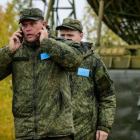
<box><xmin>82</xmin><ymin>3</ymin><xmax>128</xmax><ymax>46</ymax></box>
<box><xmin>0</xmin><ymin>0</ymin><xmax>30</xmax><ymax>47</ymax></box>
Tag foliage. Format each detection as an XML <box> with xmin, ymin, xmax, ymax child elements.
<box><xmin>0</xmin><ymin>76</ymin><xmax>14</xmax><ymax>140</ymax></box>
<box><xmin>0</xmin><ymin>1</ymin><xmax>18</xmax><ymax>47</ymax></box>
<box><xmin>0</xmin><ymin>0</ymin><xmax>31</xmax><ymax>48</ymax></box>
<box><xmin>82</xmin><ymin>3</ymin><xmax>128</xmax><ymax>46</ymax></box>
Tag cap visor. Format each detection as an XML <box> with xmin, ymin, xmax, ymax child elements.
<box><xmin>56</xmin><ymin>25</ymin><xmax>76</xmax><ymax>31</ymax></box>
<box><xmin>19</xmin><ymin>17</ymin><xmax>40</xmax><ymax>24</ymax></box>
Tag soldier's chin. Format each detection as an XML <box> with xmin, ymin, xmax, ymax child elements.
<box><xmin>27</xmin><ymin>37</ymin><xmax>38</xmax><ymax>42</ymax></box>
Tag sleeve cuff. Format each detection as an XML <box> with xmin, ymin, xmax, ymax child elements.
<box><xmin>97</xmin><ymin>126</ymin><xmax>110</xmax><ymax>133</ymax></box>
<box><xmin>4</xmin><ymin>46</ymin><xmax>16</xmax><ymax>57</ymax></box>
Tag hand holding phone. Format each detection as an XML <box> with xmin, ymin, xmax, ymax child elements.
<box><xmin>36</xmin><ymin>26</ymin><xmax>49</xmax><ymax>43</ymax></box>
<box><xmin>9</xmin><ymin>30</ymin><xmax>24</xmax><ymax>52</ymax></box>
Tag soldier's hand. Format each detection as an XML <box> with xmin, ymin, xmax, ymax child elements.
<box><xmin>9</xmin><ymin>31</ymin><xmax>24</xmax><ymax>52</ymax></box>
<box><xmin>36</xmin><ymin>26</ymin><xmax>48</xmax><ymax>43</ymax></box>
<box><xmin>96</xmin><ymin>130</ymin><xmax>108</xmax><ymax>140</ymax></box>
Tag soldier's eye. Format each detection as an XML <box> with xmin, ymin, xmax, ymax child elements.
<box><xmin>31</xmin><ymin>22</ymin><xmax>36</xmax><ymax>26</ymax></box>
<box><xmin>22</xmin><ymin>24</ymin><xmax>27</xmax><ymax>27</ymax></box>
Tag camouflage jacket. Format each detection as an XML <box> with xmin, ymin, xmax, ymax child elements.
<box><xmin>69</xmin><ymin>42</ymin><xmax>116</xmax><ymax>140</ymax></box>
<box><xmin>0</xmin><ymin>36</ymin><xmax>82</xmax><ymax>140</ymax></box>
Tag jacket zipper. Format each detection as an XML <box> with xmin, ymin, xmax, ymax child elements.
<box><xmin>33</xmin><ymin>51</ymin><xmax>37</xmax><ymax>140</ymax></box>
<box><xmin>59</xmin><ymin>90</ymin><xmax>63</xmax><ymax>113</ymax></box>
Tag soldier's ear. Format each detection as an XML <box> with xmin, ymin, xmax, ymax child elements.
<box><xmin>80</xmin><ymin>33</ymin><xmax>83</xmax><ymax>40</ymax></box>
<box><xmin>43</xmin><ymin>21</ymin><xmax>46</xmax><ymax>27</ymax></box>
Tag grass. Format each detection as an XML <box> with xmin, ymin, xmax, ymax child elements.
<box><xmin>0</xmin><ymin>75</ymin><xmax>15</xmax><ymax>140</ymax></box>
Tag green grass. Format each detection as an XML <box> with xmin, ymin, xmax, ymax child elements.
<box><xmin>0</xmin><ymin>75</ymin><xmax>15</xmax><ymax>140</ymax></box>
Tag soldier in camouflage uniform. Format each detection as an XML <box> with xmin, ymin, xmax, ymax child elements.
<box><xmin>0</xmin><ymin>8</ymin><xmax>83</xmax><ymax>140</ymax></box>
<box><xmin>56</xmin><ymin>18</ymin><xmax>116</xmax><ymax>140</ymax></box>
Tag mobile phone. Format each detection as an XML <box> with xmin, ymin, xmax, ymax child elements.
<box><xmin>19</xmin><ymin>27</ymin><xmax>24</xmax><ymax>43</ymax></box>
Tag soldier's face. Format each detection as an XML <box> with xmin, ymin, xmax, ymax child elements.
<box><xmin>59</xmin><ymin>29</ymin><xmax>83</xmax><ymax>44</ymax></box>
<box><xmin>21</xmin><ymin>20</ymin><xmax>46</xmax><ymax>42</ymax></box>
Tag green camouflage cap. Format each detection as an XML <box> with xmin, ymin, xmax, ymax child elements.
<box><xmin>19</xmin><ymin>7</ymin><xmax>44</xmax><ymax>24</ymax></box>
<box><xmin>56</xmin><ymin>18</ymin><xmax>83</xmax><ymax>33</ymax></box>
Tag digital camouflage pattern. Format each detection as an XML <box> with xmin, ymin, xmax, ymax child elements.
<box><xmin>0</xmin><ymin>36</ymin><xmax>83</xmax><ymax>140</ymax></box>
<box><xmin>69</xmin><ymin>42</ymin><xmax>116</xmax><ymax>140</ymax></box>
<box><xmin>19</xmin><ymin>7</ymin><xmax>44</xmax><ymax>23</ymax></box>
<box><xmin>43</xmin><ymin>136</ymin><xmax>72</xmax><ymax>140</ymax></box>
<box><xmin>56</xmin><ymin>18</ymin><xmax>83</xmax><ymax>33</ymax></box>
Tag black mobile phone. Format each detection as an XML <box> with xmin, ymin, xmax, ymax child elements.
<box><xmin>19</xmin><ymin>27</ymin><xmax>24</xmax><ymax>43</ymax></box>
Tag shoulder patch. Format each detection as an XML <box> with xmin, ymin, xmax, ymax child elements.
<box><xmin>95</xmin><ymin>69</ymin><xmax>112</xmax><ymax>90</ymax></box>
